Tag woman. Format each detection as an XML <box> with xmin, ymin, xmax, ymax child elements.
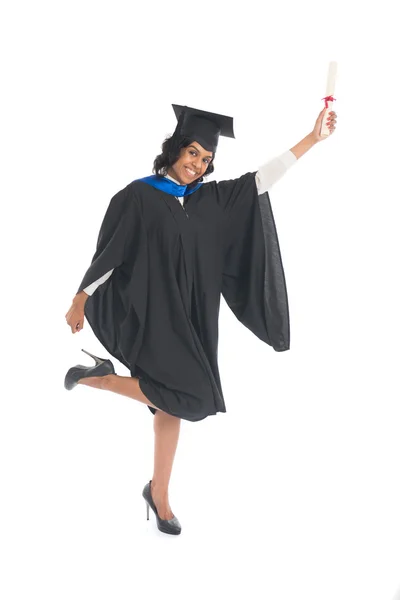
<box><xmin>65</xmin><ymin>104</ymin><xmax>337</xmax><ymax>535</ymax></box>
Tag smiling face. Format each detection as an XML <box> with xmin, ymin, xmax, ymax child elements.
<box><xmin>167</xmin><ymin>141</ymin><xmax>213</xmax><ymax>185</ymax></box>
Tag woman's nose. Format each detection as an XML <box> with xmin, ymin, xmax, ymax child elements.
<box><xmin>192</xmin><ymin>158</ymin><xmax>202</xmax><ymax>170</ymax></box>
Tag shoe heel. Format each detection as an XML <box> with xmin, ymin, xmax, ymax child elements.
<box><xmin>81</xmin><ymin>349</ymin><xmax>103</xmax><ymax>365</ymax></box>
<box><xmin>146</xmin><ymin>502</ymin><xmax>149</xmax><ymax>521</ymax></box>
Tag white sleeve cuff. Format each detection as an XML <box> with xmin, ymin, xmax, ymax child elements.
<box><xmin>255</xmin><ymin>149</ymin><xmax>297</xmax><ymax>195</ymax></box>
<box><xmin>83</xmin><ymin>268</ymin><xmax>114</xmax><ymax>296</ymax></box>
<box><xmin>278</xmin><ymin>149</ymin><xmax>298</xmax><ymax>169</ymax></box>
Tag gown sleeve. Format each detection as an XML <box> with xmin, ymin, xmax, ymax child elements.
<box><xmin>75</xmin><ymin>184</ymin><xmax>147</xmax><ymax>369</ymax></box>
<box><xmin>76</xmin><ymin>185</ymin><xmax>140</xmax><ymax>294</ymax></box>
<box><xmin>216</xmin><ymin>171</ymin><xmax>290</xmax><ymax>352</ymax></box>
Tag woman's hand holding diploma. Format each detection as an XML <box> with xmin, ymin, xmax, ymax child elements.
<box><xmin>289</xmin><ymin>108</ymin><xmax>337</xmax><ymax>159</ymax></box>
<box><xmin>312</xmin><ymin>60</ymin><xmax>338</xmax><ymax>142</ymax></box>
<box><xmin>311</xmin><ymin>107</ymin><xmax>337</xmax><ymax>143</ymax></box>
<box><xmin>290</xmin><ymin>62</ymin><xmax>338</xmax><ymax>156</ymax></box>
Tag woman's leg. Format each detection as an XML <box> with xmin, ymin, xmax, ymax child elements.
<box><xmin>78</xmin><ymin>374</ymin><xmax>161</xmax><ymax>411</ymax></box>
<box><xmin>79</xmin><ymin>374</ymin><xmax>181</xmax><ymax>519</ymax></box>
<box><xmin>151</xmin><ymin>410</ymin><xmax>181</xmax><ymax>520</ymax></box>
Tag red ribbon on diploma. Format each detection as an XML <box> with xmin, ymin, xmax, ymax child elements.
<box><xmin>321</xmin><ymin>95</ymin><xmax>336</xmax><ymax>108</ymax></box>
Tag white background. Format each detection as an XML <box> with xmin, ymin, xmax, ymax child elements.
<box><xmin>1</xmin><ymin>1</ymin><xmax>399</xmax><ymax>599</ymax></box>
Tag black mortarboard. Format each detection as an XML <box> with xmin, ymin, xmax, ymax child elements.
<box><xmin>171</xmin><ymin>104</ymin><xmax>235</xmax><ymax>154</ymax></box>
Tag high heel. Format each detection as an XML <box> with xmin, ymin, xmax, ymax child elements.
<box><xmin>64</xmin><ymin>348</ymin><xmax>116</xmax><ymax>391</ymax></box>
<box><xmin>80</xmin><ymin>348</ymin><xmax>108</xmax><ymax>365</ymax></box>
<box><xmin>142</xmin><ymin>480</ymin><xmax>182</xmax><ymax>535</ymax></box>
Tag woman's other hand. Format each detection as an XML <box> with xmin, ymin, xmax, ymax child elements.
<box><xmin>65</xmin><ymin>292</ymin><xmax>88</xmax><ymax>334</ymax></box>
<box><xmin>311</xmin><ymin>108</ymin><xmax>337</xmax><ymax>143</ymax></box>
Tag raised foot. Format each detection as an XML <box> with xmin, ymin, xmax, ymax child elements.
<box><xmin>77</xmin><ymin>375</ymin><xmax>109</xmax><ymax>389</ymax></box>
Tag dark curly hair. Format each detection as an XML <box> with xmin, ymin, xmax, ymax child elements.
<box><xmin>152</xmin><ymin>134</ymin><xmax>215</xmax><ymax>188</ymax></box>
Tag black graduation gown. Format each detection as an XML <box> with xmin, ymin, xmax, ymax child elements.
<box><xmin>76</xmin><ymin>171</ymin><xmax>290</xmax><ymax>422</ymax></box>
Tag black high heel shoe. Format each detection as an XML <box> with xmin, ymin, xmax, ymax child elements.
<box><xmin>142</xmin><ymin>480</ymin><xmax>182</xmax><ymax>535</ymax></box>
<box><xmin>64</xmin><ymin>349</ymin><xmax>116</xmax><ymax>390</ymax></box>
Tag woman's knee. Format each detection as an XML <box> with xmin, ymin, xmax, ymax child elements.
<box><xmin>154</xmin><ymin>410</ymin><xmax>181</xmax><ymax>426</ymax></box>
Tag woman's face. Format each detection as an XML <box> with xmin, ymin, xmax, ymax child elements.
<box><xmin>168</xmin><ymin>141</ymin><xmax>213</xmax><ymax>185</ymax></box>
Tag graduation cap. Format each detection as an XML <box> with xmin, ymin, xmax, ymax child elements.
<box><xmin>171</xmin><ymin>104</ymin><xmax>235</xmax><ymax>154</ymax></box>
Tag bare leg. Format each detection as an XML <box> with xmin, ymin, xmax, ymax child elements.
<box><xmin>151</xmin><ymin>410</ymin><xmax>181</xmax><ymax>520</ymax></box>
<box><xmin>80</xmin><ymin>374</ymin><xmax>181</xmax><ymax>520</ymax></box>
<box><xmin>78</xmin><ymin>374</ymin><xmax>162</xmax><ymax>412</ymax></box>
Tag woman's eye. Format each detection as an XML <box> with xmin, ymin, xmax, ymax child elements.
<box><xmin>190</xmin><ymin>150</ymin><xmax>209</xmax><ymax>164</ymax></box>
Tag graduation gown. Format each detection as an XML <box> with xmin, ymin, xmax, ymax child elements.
<box><xmin>76</xmin><ymin>171</ymin><xmax>290</xmax><ymax>422</ymax></box>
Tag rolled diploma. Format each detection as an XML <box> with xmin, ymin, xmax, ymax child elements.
<box><xmin>321</xmin><ymin>61</ymin><xmax>337</xmax><ymax>137</ymax></box>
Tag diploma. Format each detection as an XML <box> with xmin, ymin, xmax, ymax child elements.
<box><xmin>321</xmin><ymin>61</ymin><xmax>337</xmax><ymax>137</ymax></box>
